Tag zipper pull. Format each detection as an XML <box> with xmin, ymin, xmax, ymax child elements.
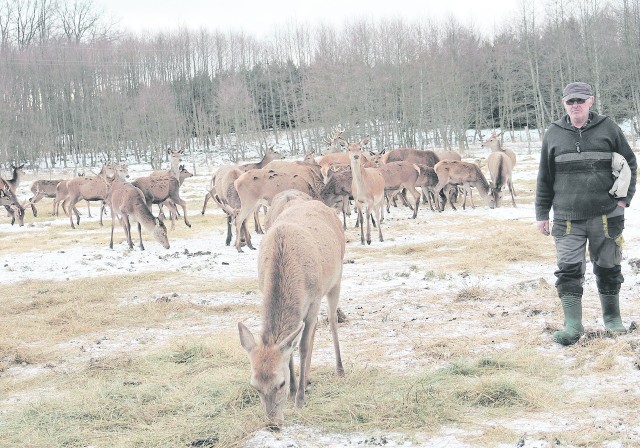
<box><xmin>575</xmin><ymin>142</ymin><xmax>581</xmax><ymax>153</ymax></box>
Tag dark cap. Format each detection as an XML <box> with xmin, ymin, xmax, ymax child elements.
<box><xmin>562</xmin><ymin>82</ymin><xmax>593</xmax><ymax>101</ymax></box>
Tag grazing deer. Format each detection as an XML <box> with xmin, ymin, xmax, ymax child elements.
<box><xmin>107</xmin><ymin>179</ymin><xmax>170</xmax><ymax>250</ymax></box>
<box><xmin>487</xmin><ymin>151</ymin><xmax>516</xmax><ymax>208</ymax></box>
<box><xmin>2</xmin><ymin>164</ymin><xmax>26</xmax><ymax>226</ymax></box>
<box><xmin>29</xmin><ymin>179</ymin><xmax>63</xmax><ymax>216</ymax></box>
<box><xmin>0</xmin><ymin>188</ymin><xmax>15</xmax><ymax>207</ymax></box>
<box><xmin>1</xmin><ymin>182</ymin><xmax>24</xmax><ymax>225</ymax></box>
<box><xmin>340</xmin><ymin>136</ymin><xmax>385</xmax><ymax>245</ymax></box>
<box><xmin>201</xmin><ymin>145</ymin><xmax>284</xmax><ymax>215</ymax></box>
<box><xmin>433</xmin><ymin>160</ymin><xmax>496</xmax><ymax>211</ymax></box>
<box><xmin>238</xmin><ymin>199</ymin><xmax>345</xmax><ymax>425</ymax></box>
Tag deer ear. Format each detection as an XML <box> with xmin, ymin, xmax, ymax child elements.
<box><xmin>361</xmin><ymin>135</ymin><xmax>370</xmax><ymax>146</ymax></box>
<box><xmin>238</xmin><ymin>322</ymin><xmax>257</xmax><ymax>353</ymax></box>
<box><xmin>337</xmin><ymin>138</ymin><xmax>347</xmax><ymax>148</ymax></box>
<box><xmin>278</xmin><ymin>322</ymin><xmax>305</xmax><ymax>356</ymax></box>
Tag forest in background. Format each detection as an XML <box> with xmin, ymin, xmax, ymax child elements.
<box><xmin>2</xmin><ymin>0</ymin><xmax>640</xmax><ymax>170</ymax></box>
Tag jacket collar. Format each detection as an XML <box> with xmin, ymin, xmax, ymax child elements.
<box><xmin>553</xmin><ymin>111</ymin><xmax>606</xmax><ymax>131</ymax></box>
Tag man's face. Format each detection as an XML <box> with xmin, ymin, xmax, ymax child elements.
<box><xmin>563</xmin><ymin>96</ymin><xmax>594</xmax><ymax>124</ymax></box>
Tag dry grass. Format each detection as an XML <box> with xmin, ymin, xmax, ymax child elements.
<box><xmin>0</xmin><ymin>343</ymin><xmax>563</xmax><ymax>447</ymax></box>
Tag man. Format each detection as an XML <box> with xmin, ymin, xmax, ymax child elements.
<box><xmin>535</xmin><ymin>81</ymin><xmax>637</xmax><ymax>346</ymax></box>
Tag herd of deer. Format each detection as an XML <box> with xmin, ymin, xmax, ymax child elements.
<box><xmin>1</xmin><ymin>130</ymin><xmax>517</xmax><ymax>425</ymax></box>
<box><xmin>0</xmin><ymin>148</ymin><xmax>194</xmax><ymax>250</ymax></box>
<box><xmin>197</xmin><ymin>127</ymin><xmax>518</xmax><ymax>425</ymax></box>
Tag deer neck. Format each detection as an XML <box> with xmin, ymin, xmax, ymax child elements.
<box><xmin>350</xmin><ymin>156</ymin><xmax>367</xmax><ymax>188</ymax></box>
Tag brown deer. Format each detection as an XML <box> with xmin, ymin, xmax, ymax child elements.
<box><xmin>132</xmin><ymin>172</ymin><xmax>191</xmax><ymax>230</ymax></box>
<box><xmin>227</xmin><ymin>163</ymin><xmax>324</xmax><ymax>252</ymax></box>
<box><xmin>29</xmin><ymin>179</ymin><xmax>63</xmax><ymax>216</ymax></box>
<box><xmin>201</xmin><ymin>145</ymin><xmax>284</xmax><ymax>215</ymax></box>
<box><xmin>487</xmin><ymin>151</ymin><xmax>516</xmax><ymax>207</ymax></box>
<box><xmin>340</xmin><ymin>136</ymin><xmax>385</xmax><ymax>245</ymax></box>
<box><xmin>369</xmin><ymin>154</ymin><xmax>422</xmax><ymax>219</ymax></box>
<box><xmin>238</xmin><ymin>198</ymin><xmax>345</xmax><ymax>425</ymax></box>
<box><xmin>481</xmin><ymin>132</ymin><xmax>517</xmax><ymax>167</ymax></box>
<box><xmin>157</xmin><ymin>165</ymin><xmax>194</xmax><ymax>229</ymax></box>
<box><xmin>319</xmin><ymin>166</ymin><xmax>353</xmax><ymax>229</ymax></box>
<box><xmin>379</xmin><ymin>147</ymin><xmax>440</xmax><ymax>167</ymax></box>
<box><xmin>433</xmin><ymin>160</ymin><xmax>496</xmax><ymax>211</ymax></box>
<box><xmin>263</xmin><ymin>189</ymin><xmax>313</xmax><ymax>230</ymax></box>
<box><xmin>320</xmin><ymin>125</ymin><xmax>346</xmax><ymax>154</ymax></box>
<box><xmin>414</xmin><ymin>164</ymin><xmax>460</xmax><ymax>211</ymax></box>
<box><xmin>151</xmin><ymin>147</ymin><xmax>184</xmax><ymax>179</ymax></box>
<box><xmin>2</xmin><ymin>164</ymin><xmax>26</xmax><ymax>226</ymax></box>
<box><xmin>63</xmin><ymin>163</ymin><xmax>129</xmax><ymax>229</ymax></box>
<box><xmin>1</xmin><ymin>179</ymin><xmax>24</xmax><ymax>225</ymax></box>
<box><xmin>0</xmin><ymin>188</ymin><xmax>15</xmax><ymax>207</ymax></box>
<box><xmin>107</xmin><ymin>179</ymin><xmax>170</xmax><ymax>250</ymax></box>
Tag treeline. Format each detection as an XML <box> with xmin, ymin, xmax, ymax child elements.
<box><xmin>1</xmin><ymin>0</ymin><xmax>640</xmax><ymax>169</ymax></box>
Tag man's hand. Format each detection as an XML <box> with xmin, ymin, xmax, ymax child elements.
<box><xmin>617</xmin><ymin>200</ymin><xmax>627</xmax><ymax>208</ymax></box>
<box><xmin>536</xmin><ymin>220</ymin><xmax>550</xmax><ymax>236</ymax></box>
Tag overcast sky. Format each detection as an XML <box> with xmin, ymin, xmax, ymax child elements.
<box><xmin>97</xmin><ymin>0</ymin><xmax>532</xmax><ymax>38</ymax></box>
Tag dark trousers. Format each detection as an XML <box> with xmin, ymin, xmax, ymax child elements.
<box><xmin>552</xmin><ymin>209</ymin><xmax>625</xmax><ymax>296</ymax></box>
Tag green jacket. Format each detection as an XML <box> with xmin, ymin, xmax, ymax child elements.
<box><xmin>535</xmin><ymin>112</ymin><xmax>637</xmax><ymax>221</ymax></box>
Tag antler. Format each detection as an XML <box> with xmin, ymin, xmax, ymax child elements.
<box><xmin>323</xmin><ymin>125</ymin><xmax>346</xmax><ymax>146</ymax></box>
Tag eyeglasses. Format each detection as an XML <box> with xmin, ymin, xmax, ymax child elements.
<box><xmin>565</xmin><ymin>98</ymin><xmax>587</xmax><ymax>105</ymax></box>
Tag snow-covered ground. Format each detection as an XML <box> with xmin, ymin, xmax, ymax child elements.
<box><xmin>2</xmin><ymin>139</ymin><xmax>640</xmax><ymax>447</ymax></box>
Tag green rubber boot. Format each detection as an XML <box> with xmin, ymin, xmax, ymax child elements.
<box><xmin>599</xmin><ymin>292</ymin><xmax>627</xmax><ymax>334</ymax></box>
<box><xmin>553</xmin><ymin>293</ymin><xmax>584</xmax><ymax>346</ymax></box>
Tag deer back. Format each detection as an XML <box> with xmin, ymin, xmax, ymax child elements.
<box><xmin>382</xmin><ymin>148</ymin><xmax>440</xmax><ymax>167</ymax></box>
<box><xmin>258</xmin><ymin>199</ymin><xmax>345</xmax><ymax>344</ymax></box>
<box><xmin>487</xmin><ymin>151</ymin><xmax>513</xmax><ymax>190</ymax></box>
<box><xmin>31</xmin><ymin>179</ymin><xmax>63</xmax><ymax>197</ymax></box>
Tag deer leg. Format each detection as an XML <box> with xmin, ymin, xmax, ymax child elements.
<box><xmin>289</xmin><ymin>355</ymin><xmax>297</xmax><ymax>400</ymax></box>
<box><xmin>356</xmin><ymin>207</ymin><xmax>365</xmax><ymax>245</ymax></box>
<box><xmin>509</xmin><ymin>180</ymin><xmax>517</xmax><ymax>207</ymax></box>
<box><xmin>365</xmin><ymin>207</ymin><xmax>372</xmax><ymax>245</ymax></box>
<box><xmin>225</xmin><ymin>213</ymin><xmax>233</xmax><ymax>246</ymax></box>
<box><xmin>99</xmin><ymin>201</ymin><xmax>105</xmax><ymax>226</ymax></box>
<box><xmin>173</xmin><ymin>197</ymin><xmax>191</xmax><ymax>228</ymax></box>
<box><xmin>295</xmin><ymin>309</ymin><xmax>319</xmax><ymax>408</ymax></box>
<box><xmin>234</xmin><ymin>208</ymin><xmax>255</xmax><ymax>253</ymax></box>
<box><xmin>86</xmin><ymin>200</ymin><xmax>92</xmax><ymax>218</ymax></box>
<box><xmin>137</xmin><ymin>221</ymin><xmax>145</xmax><ymax>250</ymax></box>
<box><xmin>433</xmin><ymin>181</ymin><xmax>448</xmax><ymax>212</ymax></box>
<box><xmin>202</xmin><ymin>189</ymin><xmax>214</xmax><ymax>215</ymax></box>
<box><xmin>122</xmin><ymin>215</ymin><xmax>134</xmax><ymax>249</ymax></box>
<box><xmin>408</xmin><ymin>186</ymin><xmax>420</xmax><ymax>219</ymax></box>
<box><xmin>68</xmin><ymin>199</ymin><xmax>79</xmax><ymax>229</ymax></box>
<box><xmin>109</xmin><ymin>211</ymin><xmax>116</xmax><ymax>249</ymax></box>
<box><xmin>326</xmin><ymin>282</ymin><xmax>345</xmax><ymax>376</ymax></box>
<box><xmin>375</xmin><ymin>204</ymin><xmax>384</xmax><ymax>242</ymax></box>
<box><xmin>253</xmin><ymin>209</ymin><xmax>263</xmax><ymax>234</ymax></box>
